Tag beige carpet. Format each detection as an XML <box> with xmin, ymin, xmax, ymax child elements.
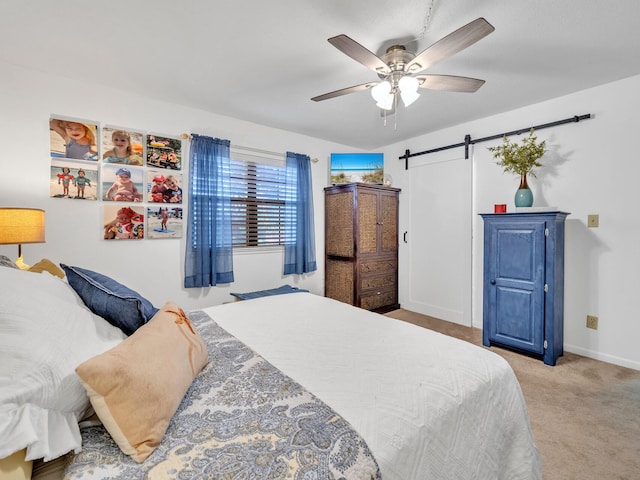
<box><xmin>385</xmin><ymin>309</ymin><xmax>640</xmax><ymax>480</ymax></box>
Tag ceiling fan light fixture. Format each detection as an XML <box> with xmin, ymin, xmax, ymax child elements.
<box><xmin>399</xmin><ymin>76</ymin><xmax>420</xmax><ymax>107</ymax></box>
<box><xmin>371</xmin><ymin>80</ymin><xmax>391</xmax><ymax>103</ymax></box>
<box><xmin>376</xmin><ymin>93</ymin><xmax>395</xmax><ymax>111</ymax></box>
<box><xmin>400</xmin><ymin>88</ymin><xmax>420</xmax><ymax>107</ymax></box>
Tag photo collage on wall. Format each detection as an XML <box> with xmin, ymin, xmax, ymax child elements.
<box><xmin>49</xmin><ymin>116</ymin><xmax>184</xmax><ymax>240</ymax></box>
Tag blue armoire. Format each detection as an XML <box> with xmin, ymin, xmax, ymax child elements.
<box><xmin>480</xmin><ymin>211</ymin><xmax>569</xmax><ymax>366</ymax></box>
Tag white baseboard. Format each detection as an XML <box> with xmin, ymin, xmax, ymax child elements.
<box><xmin>401</xmin><ymin>300</ymin><xmax>466</xmax><ymax>326</ymax></box>
<box><xmin>469</xmin><ymin>327</ymin><xmax>639</xmax><ymax>371</ymax></box>
<box><xmin>563</xmin><ymin>343</ymin><xmax>640</xmax><ymax>371</ymax></box>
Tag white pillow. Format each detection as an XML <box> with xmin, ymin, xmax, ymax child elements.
<box><xmin>0</xmin><ymin>267</ymin><xmax>126</xmax><ymax>462</ymax></box>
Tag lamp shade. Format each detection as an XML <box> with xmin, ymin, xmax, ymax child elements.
<box><xmin>0</xmin><ymin>208</ymin><xmax>46</xmax><ymax>245</ymax></box>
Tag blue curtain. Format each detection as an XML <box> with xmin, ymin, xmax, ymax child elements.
<box><xmin>283</xmin><ymin>152</ymin><xmax>317</xmax><ymax>275</ymax></box>
<box><xmin>184</xmin><ymin>135</ymin><xmax>234</xmax><ymax>287</ymax></box>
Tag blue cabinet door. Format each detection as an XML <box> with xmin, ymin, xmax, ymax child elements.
<box><xmin>485</xmin><ymin>220</ymin><xmax>546</xmax><ymax>354</ymax></box>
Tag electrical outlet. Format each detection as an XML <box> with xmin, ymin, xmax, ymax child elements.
<box><xmin>586</xmin><ymin>315</ymin><xmax>599</xmax><ymax>330</ymax></box>
<box><xmin>587</xmin><ymin>214</ymin><xmax>599</xmax><ymax>228</ymax></box>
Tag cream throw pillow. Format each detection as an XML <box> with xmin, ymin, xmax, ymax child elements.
<box><xmin>27</xmin><ymin>259</ymin><xmax>64</xmax><ymax>278</ymax></box>
<box><xmin>75</xmin><ymin>302</ymin><xmax>208</xmax><ymax>463</ymax></box>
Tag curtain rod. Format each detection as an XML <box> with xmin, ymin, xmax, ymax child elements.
<box><xmin>398</xmin><ymin>114</ymin><xmax>592</xmax><ymax>170</ymax></box>
<box><xmin>181</xmin><ymin>133</ymin><xmax>284</xmax><ymax>158</ymax></box>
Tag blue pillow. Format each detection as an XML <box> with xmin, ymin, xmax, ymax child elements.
<box><xmin>230</xmin><ymin>285</ymin><xmax>309</xmax><ymax>300</ymax></box>
<box><xmin>60</xmin><ymin>264</ymin><xmax>159</xmax><ymax>336</ymax></box>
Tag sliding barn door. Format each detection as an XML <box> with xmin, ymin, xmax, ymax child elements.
<box><xmin>400</xmin><ymin>155</ymin><xmax>472</xmax><ymax>326</ymax></box>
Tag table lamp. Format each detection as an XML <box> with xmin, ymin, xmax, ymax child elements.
<box><xmin>0</xmin><ymin>208</ymin><xmax>45</xmax><ymax>270</ymax></box>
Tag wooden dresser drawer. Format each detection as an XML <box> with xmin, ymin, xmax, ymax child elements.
<box><xmin>361</xmin><ymin>273</ymin><xmax>396</xmax><ymax>290</ymax></box>
<box><xmin>360</xmin><ymin>288</ymin><xmax>397</xmax><ymax>311</ymax></box>
<box><xmin>360</xmin><ymin>259</ymin><xmax>396</xmax><ymax>275</ymax></box>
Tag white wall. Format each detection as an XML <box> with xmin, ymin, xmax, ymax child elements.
<box><xmin>0</xmin><ymin>62</ymin><xmax>361</xmax><ymax>310</ymax></box>
<box><xmin>383</xmin><ymin>74</ymin><xmax>640</xmax><ymax>370</ymax></box>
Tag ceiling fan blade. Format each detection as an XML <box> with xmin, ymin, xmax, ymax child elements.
<box><xmin>406</xmin><ymin>17</ymin><xmax>495</xmax><ymax>74</ymax></box>
<box><xmin>328</xmin><ymin>35</ymin><xmax>391</xmax><ymax>74</ymax></box>
<box><xmin>311</xmin><ymin>81</ymin><xmax>378</xmax><ymax>102</ymax></box>
<box><xmin>416</xmin><ymin>74</ymin><xmax>486</xmax><ymax>93</ymax></box>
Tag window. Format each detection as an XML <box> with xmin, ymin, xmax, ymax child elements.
<box><xmin>228</xmin><ymin>154</ymin><xmax>293</xmax><ymax>248</ymax></box>
<box><xmin>185</xmin><ymin>135</ymin><xmax>315</xmax><ymax>286</ymax></box>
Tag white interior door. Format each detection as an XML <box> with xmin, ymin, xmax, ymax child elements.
<box><xmin>400</xmin><ymin>154</ymin><xmax>472</xmax><ymax>326</ymax></box>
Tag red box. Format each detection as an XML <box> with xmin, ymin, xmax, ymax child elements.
<box><xmin>494</xmin><ymin>204</ymin><xmax>507</xmax><ymax>213</ymax></box>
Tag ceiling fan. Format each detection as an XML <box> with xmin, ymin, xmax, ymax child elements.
<box><xmin>311</xmin><ymin>17</ymin><xmax>495</xmax><ymax>112</ymax></box>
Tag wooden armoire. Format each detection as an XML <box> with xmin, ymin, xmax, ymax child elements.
<box><xmin>324</xmin><ymin>183</ymin><xmax>401</xmax><ymax>313</ymax></box>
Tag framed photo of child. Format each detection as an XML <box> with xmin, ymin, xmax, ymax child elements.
<box><xmin>147</xmin><ymin>207</ymin><xmax>183</xmax><ymax>239</ymax></box>
<box><xmin>50</xmin><ymin>159</ymin><xmax>98</xmax><ymax>200</ymax></box>
<box><xmin>146</xmin><ymin>170</ymin><xmax>182</xmax><ymax>204</ymax></box>
<box><xmin>103</xmin><ymin>205</ymin><xmax>145</xmax><ymax>240</ymax></box>
<box><xmin>101</xmin><ymin>164</ymin><xmax>144</xmax><ymax>202</ymax></box>
<box><xmin>101</xmin><ymin>126</ymin><xmax>145</xmax><ymax>165</ymax></box>
<box><xmin>50</xmin><ymin>116</ymin><xmax>99</xmax><ymax>161</ymax></box>
<box><xmin>146</xmin><ymin>134</ymin><xmax>182</xmax><ymax>170</ymax></box>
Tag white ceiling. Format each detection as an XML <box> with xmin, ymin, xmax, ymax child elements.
<box><xmin>1</xmin><ymin>0</ymin><xmax>639</xmax><ymax>149</ymax></box>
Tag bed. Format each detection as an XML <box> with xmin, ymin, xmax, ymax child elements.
<box><xmin>0</xmin><ymin>262</ymin><xmax>541</xmax><ymax>479</ymax></box>
<box><xmin>200</xmin><ymin>293</ymin><xmax>542</xmax><ymax>479</ymax></box>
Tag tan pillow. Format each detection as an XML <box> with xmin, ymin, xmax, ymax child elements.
<box><xmin>0</xmin><ymin>449</ymin><xmax>32</xmax><ymax>480</ymax></box>
<box><xmin>28</xmin><ymin>259</ymin><xmax>64</xmax><ymax>278</ymax></box>
<box><xmin>75</xmin><ymin>302</ymin><xmax>208</xmax><ymax>462</ymax></box>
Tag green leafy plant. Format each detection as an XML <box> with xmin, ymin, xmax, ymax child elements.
<box><xmin>487</xmin><ymin>128</ymin><xmax>546</xmax><ymax>177</ymax></box>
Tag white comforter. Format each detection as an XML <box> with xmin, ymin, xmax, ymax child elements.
<box><xmin>203</xmin><ymin>293</ymin><xmax>542</xmax><ymax>480</ymax></box>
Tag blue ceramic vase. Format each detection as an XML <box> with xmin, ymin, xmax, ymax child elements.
<box><xmin>514</xmin><ymin>173</ymin><xmax>533</xmax><ymax>207</ymax></box>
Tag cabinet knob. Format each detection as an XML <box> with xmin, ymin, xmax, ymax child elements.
<box><xmin>490</xmin><ymin>279</ymin><xmax>496</xmax><ymax>285</ymax></box>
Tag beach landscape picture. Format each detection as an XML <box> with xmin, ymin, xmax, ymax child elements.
<box><xmin>330</xmin><ymin>152</ymin><xmax>384</xmax><ymax>184</ymax></box>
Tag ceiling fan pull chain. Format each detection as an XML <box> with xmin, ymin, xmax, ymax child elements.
<box><xmin>394</xmin><ymin>95</ymin><xmax>398</xmax><ymax>131</ymax></box>
<box><xmin>408</xmin><ymin>0</ymin><xmax>436</xmax><ymax>45</ymax></box>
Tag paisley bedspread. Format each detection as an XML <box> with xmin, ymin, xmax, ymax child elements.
<box><xmin>63</xmin><ymin>310</ymin><xmax>381</xmax><ymax>480</ymax></box>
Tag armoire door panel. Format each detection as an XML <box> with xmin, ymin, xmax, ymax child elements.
<box><xmin>493</xmin><ymin>285</ymin><xmax>543</xmax><ymax>353</ymax></box>
<box><xmin>357</xmin><ymin>192</ymin><xmax>378</xmax><ymax>254</ymax></box>
<box><xmin>381</xmin><ymin>193</ymin><xmax>398</xmax><ymax>253</ymax></box>
<box><xmin>495</xmin><ymin>225</ymin><xmax>544</xmax><ymax>282</ymax></box>
<box><xmin>325</xmin><ymin>191</ymin><xmax>354</xmax><ymax>257</ymax></box>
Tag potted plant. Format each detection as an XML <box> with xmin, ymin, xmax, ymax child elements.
<box><xmin>487</xmin><ymin>128</ymin><xmax>546</xmax><ymax>207</ymax></box>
